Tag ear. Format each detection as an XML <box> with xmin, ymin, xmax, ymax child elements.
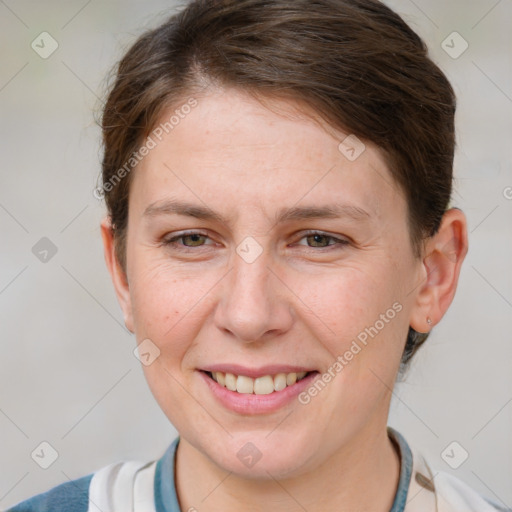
<box><xmin>100</xmin><ymin>217</ymin><xmax>134</xmax><ymax>333</ymax></box>
<box><xmin>409</xmin><ymin>208</ymin><xmax>468</xmax><ymax>333</ymax></box>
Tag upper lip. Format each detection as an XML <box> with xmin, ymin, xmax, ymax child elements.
<box><xmin>200</xmin><ymin>364</ymin><xmax>315</xmax><ymax>379</ymax></box>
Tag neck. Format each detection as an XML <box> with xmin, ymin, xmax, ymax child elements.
<box><xmin>175</xmin><ymin>423</ymin><xmax>401</xmax><ymax>512</ymax></box>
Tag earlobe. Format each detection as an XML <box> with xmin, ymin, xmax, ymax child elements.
<box><xmin>409</xmin><ymin>208</ymin><xmax>468</xmax><ymax>334</ymax></box>
<box><xmin>100</xmin><ymin>217</ymin><xmax>134</xmax><ymax>333</ymax></box>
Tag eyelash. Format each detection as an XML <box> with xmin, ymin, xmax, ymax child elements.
<box><xmin>162</xmin><ymin>230</ymin><xmax>349</xmax><ymax>251</ymax></box>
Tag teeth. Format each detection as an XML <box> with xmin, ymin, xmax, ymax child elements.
<box><xmin>254</xmin><ymin>375</ymin><xmax>275</xmax><ymax>395</ymax></box>
<box><xmin>236</xmin><ymin>375</ymin><xmax>254</xmax><ymax>394</ymax></box>
<box><xmin>215</xmin><ymin>372</ymin><xmax>225</xmax><ymax>387</ymax></box>
<box><xmin>208</xmin><ymin>370</ymin><xmax>310</xmax><ymax>395</ymax></box>
<box><xmin>273</xmin><ymin>373</ymin><xmax>287</xmax><ymax>391</ymax></box>
<box><xmin>286</xmin><ymin>372</ymin><xmax>297</xmax><ymax>385</ymax></box>
<box><xmin>225</xmin><ymin>372</ymin><xmax>237</xmax><ymax>391</ymax></box>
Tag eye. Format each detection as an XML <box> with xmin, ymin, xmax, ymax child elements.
<box><xmin>295</xmin><ymin>231</ymin><xmax>349</xmax><ymax>249</ymax></box>
<box><xmin>161</xmin><ymin>230</ymin><xmax>349</xmax><ymax>252</ymax></box>
<box><xmin>163</xmin><ymin>231</ymin><xmax>212</xmax><ymax>248</ymax></box>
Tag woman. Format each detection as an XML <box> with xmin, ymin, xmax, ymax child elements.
<box><xmin>7</xmin><ymin>0</ymin><xmax>509</xmax><ymax>511</ymax></box>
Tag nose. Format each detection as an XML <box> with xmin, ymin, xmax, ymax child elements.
<box><xmin>213</xmin><ymin>250</ymin><xmax>294</xmax><ymax>343</ymax></box>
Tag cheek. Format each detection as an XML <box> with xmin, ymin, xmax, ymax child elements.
<box><xmin>295</xmin><ymin>265</ymin><xmax>402</xmax><ymax>342</ymax></box>
<box><xmin>128</xmin><ymin>260</ymin><xmax>216</xmax><ymax>358</ymax></box>
<box><xmin>293</xmin><ymin>262</ymin><xmax>408</xmax><ymax>404</ymax></box>
<box><xmin>128</xmin><ymin>262</ymin><xmax>216</xmax><ymax>425</ymax></box>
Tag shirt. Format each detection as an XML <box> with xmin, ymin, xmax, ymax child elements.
<box><xmin>5</xmin><ymin>426</ymin><xmax>510</xmax><ymax>512</ymax></box>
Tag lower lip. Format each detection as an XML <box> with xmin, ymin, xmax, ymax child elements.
<box><xmin>198</xmin><ymin>370</ymin><xmax>319</xmax><ymax>415</ymax></box>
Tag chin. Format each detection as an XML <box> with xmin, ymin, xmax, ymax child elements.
<box><xmin>203</xmin><ymin>430</ymin><xmax>317</xmax><ymax>480</ymax></box>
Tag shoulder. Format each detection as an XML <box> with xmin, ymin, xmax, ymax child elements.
<box><xmin>4</xmin><ymin>474</ymin><xmax>93</xmax><ymax>512</ymax></box>
<box><xmin>389</xmin><ymin>427</ymin><xmax>510</xmax><ymax>512</ymax></box>
<box><xmin>4</xmin><ymin>439</ymin><xmax>180</xmax><ymax>512</ymax></box>
<box><xmin>433</xmin><ymin>470</ymin><xmax>511</xmax><ymax>512</ymax></box>
<box><xmin>401</xmin><ymin>431</ymin><xmax>511</xmax><ymax>512</ymax></box>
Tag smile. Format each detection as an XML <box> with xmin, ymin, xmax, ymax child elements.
<box><xmin>199</xmin><ymin>368</ymin><xmax>320</xmax><ymax>414</ymax></box>
<box><xmin>205</xmin><ymin>370</ymin><xmax>310</xmax><ymax>395</ymax></box>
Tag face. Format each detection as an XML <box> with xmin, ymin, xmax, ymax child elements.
<box><xmin>110</xmin><ymin>87</ymin><xmax>425</xmax><ymax>478</ymax></box>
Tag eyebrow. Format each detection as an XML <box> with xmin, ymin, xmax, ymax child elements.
<box><xmin>143</xmin><ymin>199</ymin><xmax>371</xmax><ymax>224</ymax></box>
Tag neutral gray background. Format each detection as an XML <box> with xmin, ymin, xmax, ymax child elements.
<box><xmin>0</xmin><ymin>0</ymin><xmax>511</xmax><ymax>509</ymax></box>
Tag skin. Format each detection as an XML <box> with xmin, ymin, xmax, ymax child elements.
<box><xmin>101</xmin><ymin>87</ymin><xmax>468</xmax><ymax>512</ymax></box>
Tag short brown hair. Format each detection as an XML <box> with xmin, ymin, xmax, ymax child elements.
<box><xmin>100</xmin><ymin>0</ymin><xmax>456</xmax><ymax>376</ymax></box>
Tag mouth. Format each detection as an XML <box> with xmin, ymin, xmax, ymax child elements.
<box><xmin>201</xmin><ymin>370</ymin><xmax>315</xmax><ymax>395</ymax></box>
<box><xmin>198</xmin><ymin>364</ymin><xmax>321</xmax><ymax>414</ymax></box>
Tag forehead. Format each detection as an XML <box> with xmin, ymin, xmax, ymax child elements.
<box><xmin>131</xmin><ymin>88</ymin><xmax>403</xmax><ymax>221</ymax></box>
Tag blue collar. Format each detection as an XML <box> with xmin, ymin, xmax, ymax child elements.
<box><xmin>388</xmin><ymin>426</ymin><xmax>413</xmax><ymax>512</ymax></box>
